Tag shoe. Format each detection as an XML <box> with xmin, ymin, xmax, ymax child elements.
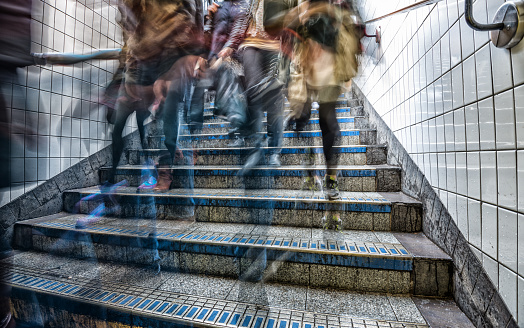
<box><xmin>153</xmin><ymin>169</ymin><xmax>172</xmax><ymax>192</ymax></box>
<box><xmin>268</xmin><ymin>154</ymin><xmax>281</xmax><ymax>166</ymax></box>
<box><xmin>76</xmin><ymin>203</ymin><xmax>105</xmax><ymax>229</ymax></box>
<box><xmin>239</xmin><ymin>149</ymin><xmax>263</xmax><ymax>176</ymax></box>
<box><xmin>137</xmin><ymin>176</ymin><xmax>157</xmax><ymax>192</ymax></box>
<box><xmin>325</xmin><ymin>176</ymin><xmax>341</xmax><ymax>200</ymax></box>
<box><xmin>228</xmin><ymin>137</ymin><xmax>245</xmax><ymax>147</ymax></box>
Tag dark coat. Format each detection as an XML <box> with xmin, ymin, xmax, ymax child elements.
<box><xmin>204</xmin><ymin>0</ymin><xmax>249</xmax><ymax>59</ymax></box>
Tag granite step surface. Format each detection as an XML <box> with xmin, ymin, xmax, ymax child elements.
<box><xmin>14</xmin><ymin>215</ymin><xmax>451</xmax><ymax>296</ymax></box>
<box><xmin>203</xmin><ymin>106</ymin><xmax>364</xmax><ymax>119</ymax></box>
<box><xmin>99</xmin><ymin>164</ymin><xmax>401</xmax><ymax>192</ymax></box>
<box><xmin>124</xmin><ymin>145</ymin><xmax>388</xmax><ymax>166</ymax></box>
<box><xmin>147</xmin><ymin>129</ymin><xmax>377</xmax><ymax>149</ymax></box>
<box><xmin>178</xmin><ymin>116</ymin><xmax>370</xmax><ymax>133</ymax></box>
<box><xmin>4</xmin><ymin>251</ymin><xmax>450</xmax><ymax>328</ymax></box>
<box><xmin>62</xmin><ymin>187</ymin><xmax>422</xmax><ymax>232</ymax></box>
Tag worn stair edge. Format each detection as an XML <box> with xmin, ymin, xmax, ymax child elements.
<box><xmin>14</xmin><ymin>216</ymin><xmax>450</xmax><ymax>296</ymax></box>
<box><xmin>99</xmin><ymin>165</ymin><xmax>401</xmax><ymax>192</ymax></box>
<box><xmin>61</xmin><ymin>188</ymin><xmax>422</xmax><ymax>232</ymax></box>
<box><xmin>124</xmin><ymin>145</ymin><xmax>388</xmax><ymax>166</ymax></box>
<box><xmin>146</xmin><ymin>130</ymin><xmax>377</xmax><ymax>148</ymax></box>
<box><xmin>3</xmin><ymin>251</ymin><xmax>430</xmax><ymax>328</ymax></box>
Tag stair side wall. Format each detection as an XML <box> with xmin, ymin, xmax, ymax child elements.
<box><xmin>353</xmin><ymin>83</ymin><xmax>517</xmax><ymax>328</ymax></box>
<box><xmin>0</xmin><ymin>127</ymin><xmax>144</xmax><ymax>253</ymax></box>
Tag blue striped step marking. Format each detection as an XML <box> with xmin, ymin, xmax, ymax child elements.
<box><xmin>180</xmin><ymin>117</ymin><xmax>357</xmax><ymax>130</ymax></box>
<box><xmin>4</xmin><ymin>267</ymin><xmax>429</xmax><ymax>328</ymax></box>
<box><xmin>111</xmin><ymin>166</ymin><xmax>379</xmax><ymax>178</ymax></box>
<box><xmin>69</xmin><ymin>187</ymin><xmax>391</xmax><ymax>212</ymax></box>
<box><xmin>34</xmin><ymin>219</ymin><xmax>412</xmax><ymax>270</ymax></box>
<box><xmin>168</xmin><ymin>130</ymin><xmax>362</xmax><ymax>141</ymax></box>
<box><xmin>136</xmin><ymin>145</ymin><xmax>370</xmax><ymax>155</ymax></box>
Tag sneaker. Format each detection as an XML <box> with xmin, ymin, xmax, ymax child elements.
<box><xmin>268</xmin><ymin>154</ymin><xmax>281</xmax><ymax>166</ymax></box>
<box><xmin>325</xmin><ymin>176</ymin><xmax>341</xmax><ymax>200</ymax></box>
<box><xmin>228</xmin><ymin>137</ymin><xmax>245</xmax><ymax>148</ymax></box>
<box><xmin>76</xmin><ymin>203</ymin><xmax>105</xmax><ymax>229</ymax></box>
<box><xmin>137</xmin><ymin>176</ymin><xmax>157</xmax><ymax>192</ymax></box>
<box><xmin>153</xmin><ymin>169</ymin><xmax>172</xmax><ymax>192</ymax></box>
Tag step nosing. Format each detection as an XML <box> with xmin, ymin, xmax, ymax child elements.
<box><xmin>33</xmin><ymin>220</ymin><xmax>412</xmax><ymax>263</ymax></box>
<box><xmin>4</xmin><ymin>265</ymin><xmax>428</xmax><ymax>328</ymax></box>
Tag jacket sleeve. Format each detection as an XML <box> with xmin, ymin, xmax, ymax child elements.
<box><xmin>223</xmin><ymin>0</ymin><xmax>250</xmax><ymax>50</ymax></box>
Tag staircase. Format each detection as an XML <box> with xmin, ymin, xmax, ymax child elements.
<box><xmin>3</xmin><ymin>92</ymin><xmax>473</xmax><ymax>327</ymax></box>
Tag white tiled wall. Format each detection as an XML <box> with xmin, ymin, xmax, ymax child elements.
<box><xmin>356</xmin><ymin>0</ymin><xmax>523</xmax><ymax>324</ymax></box>
<box><xmin>0</xmin><ymin>0</ymin><xmax>127</xmax><ymax>206</ymax></box>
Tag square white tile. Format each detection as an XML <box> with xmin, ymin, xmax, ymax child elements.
<box><xmin>481</xmin><ymin>203</ymin><xmax>499</xmax><ymax>259</ymax></box>
<box><xmin>467</xmin><ymin>151</ymin><xmax>481</xmax><ymax>199</ymax></box>
<box><xmin>497</xmin><ymin>151</ymin><xmax>517</xmax><ymax>211</ymax></box>
<box><xmin>498</xmin><ymin>265</ymin><xmax>518</xmax><ymax>318</ymax></box>
<box><xmin>494</xmin><ymin>90</ymin><xmax>516</xmax><ymax>150</ymax></box>
<box><xmin>480</xmin><ymin>151</ymin><xmax>497</xmax><ymax>204</ymax></box>
<box><xmin>478</xmin><ymin>97</ymin><xmax>496</xmax><ymax>150</ymax></box>
<box><xmin>498</xmin><ymin>208</ymin><xmax>518</xmax><ymax>272</ymax></box>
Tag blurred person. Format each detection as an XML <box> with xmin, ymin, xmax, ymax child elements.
<box><xmin>0</xmin><ymin>0</ymin><xmax>34</xmax><ymax>326</ymax></box>
<box><xmin>107</xmin><ymin>0</ymin><xmax>204</xmax><ymax>185</ymax></box>
<box><xmin>202</xmin><ymin>0</ymin><xmax>249</xmax><ymax>147</ymax></box>
<box><xmin>286</xmin><ymin>0</ymin><xmax>359</xmax><ymax>200</ymax></box>
<box><xmin>234</xmin><ymin>0</ymin><xmax>296</xmax><ymax>171</ymax></box>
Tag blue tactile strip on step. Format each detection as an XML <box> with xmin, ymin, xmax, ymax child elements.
<box><xmin>180</xmin><ymin>117</ymin><xmax>356</xmax><ymax>130</ymax></box>
<box><xmin>2</xmin><ymin>267</ymin><xmax>428</xmax><ymax>328</ymax></box>
<box><xmin>178</xmin><ymin>146</ymin><xmax>368</xmax><ymax>156</ymax></box>
<box><xmin>165</xmin><ymin>168</ymin><xmax>377</xmax><ymax>178</ymax></box>
<box><xmin>177</xmin><ymin>130</ymin><xmax>360</xmax><ymax>141</ymax></box>
<box><xmin>34</xmin><ymin>220</ymin><xmax>411</xmax><ymax>270</ymax></box>
<box><xmin>73</xmin><ymin>189</ymin><xmax>391</xmax><ymax>212</ymax></box>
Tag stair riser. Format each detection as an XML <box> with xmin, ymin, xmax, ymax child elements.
<box><xmin>62</xmin><ymin>193</ymin><xmax>421</xmax><ymax>232</ymax></box>
<box><xmin>147</xmin><ymin>131</ymin><xmax>376</xmax><ymax>149</ymax></box>
<box><xmin>181</xmin><ymin>121</ymin><xmax>369</xmax><ymax>134</ymax></box>
<box><xmin>100</xmin><ymin>168</ymin><xmax>401</xmax><ymax>192</ymax></box>
<box><xmin>14</xmin><ymin>224</ymin><xmax>448</xmax><ymax>296</ymax></box>
<box><xmin>22</xmin><ymin>228</ymin><xmax>414</xmax><ymax>295</ymax></box>
<box><xmin>124</xmin><ymin>148</ymin><xmax>388</xmax><ymax>166</ymax></box>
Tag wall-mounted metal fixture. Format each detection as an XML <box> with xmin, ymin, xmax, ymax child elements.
<box><xmin>465</xmin><ymin>0</ymin><xmax>524</xmax><ymax>48</ymax></box>
<box><xmin>363</xmin><ymin>26</ymin><xmax>381</xmax><ymax>44</ymax></box>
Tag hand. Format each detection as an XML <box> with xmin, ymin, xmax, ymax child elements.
<box><xmin>217</xmin><ymin>47</ymin><xmax>233</xmax><ymax>58</ymax></box>
<box><xmin>208</xmin><ymin>2</ymin><xmax>220</xmax><ymax>15</ymax></box>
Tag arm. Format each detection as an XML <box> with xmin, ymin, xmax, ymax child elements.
<box><xmin>222</xmin><ymin>0</ymin><xmax>251</xmax><ymax>51</ymax></box>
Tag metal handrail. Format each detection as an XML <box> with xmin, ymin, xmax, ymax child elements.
<box><xmin>364</xmin><ymin>0</ymin><xmax>441</xmax><ymax>24</ymax></box>
<box><xmin>464</xmin><ymin>0</ymin><xmax>504</xmax><ymax>31</ymax></box>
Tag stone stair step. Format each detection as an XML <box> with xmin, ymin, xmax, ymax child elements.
<box><xmin>147</xmin><ymin>129</ymin><xmax>377</xmax><ymax>149</ymax></box>
<box><xmin>3</xmin><ymin>251</ymin><xmax>431</xmax><ymax>328</ymax></box>
<box><xmin>62</xmin><ymin>188</ymin><xmax>422</xmax><ymax>232</ymax></box>
<box><xmin>124</xmin><ymin>145</ymin><xmax>388</xmax><ymax>166</ymax></box>
<box><xmin>99</xmin><ymin>165</ymin><xmax>401</xmax><ymax>192</ymax></box>
<box><xmin>12</xmin><ymin>216</ymin><xmax>452</xmax><ymax>296</ymax></box>
<box><xmin>177</xmin><ymin>116</ymin><xmax>370</xmax><ymax>134</ymax></box>
<box><xmin>204</xmin><ymin>106</ymin><xmax>364</xmax><ymax>118</ymax></box>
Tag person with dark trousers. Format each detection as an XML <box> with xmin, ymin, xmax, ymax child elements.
<box><xmin>231</xmin><ymin>0</ymin><xmax>299</xmax><ymax>171</ymax></box>
<box><xmin>202</xmin><ymin>0</ymin><xmax>249</xmax><ymax>146</ymax></box>
<box><xmin>107</xmin><ymin>0</ymin><xmax>204</xmax><ymax>185</ymax></box>
<box><xmin>287</xmin><ymin>0</ymin><xmax>359</xmax><ymax>199</ymax></box>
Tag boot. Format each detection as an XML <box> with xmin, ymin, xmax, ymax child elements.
<box><xmin>153</xmin><ymin>169</ymin><xmax>172</xmax><ymax>192</ymax></box>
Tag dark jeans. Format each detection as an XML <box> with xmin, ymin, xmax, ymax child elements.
<box><xmin>109</xmin><ymin>92</ymin><xmax>150</xmax><ymax>183</ymax></box>
<box><xmin>296</xmin><ymin>85</ymin><xmax>341</xmax><ymax>175</ymax></box>
<box><xmin>162</xmin><ymin>77</ymin><xmax>196</xmax><ymax>206</ymax></box>
<box><xmin>241</xmin><ymin>47</ymin><xmax>284</xmax><ymax>155</ymax></box>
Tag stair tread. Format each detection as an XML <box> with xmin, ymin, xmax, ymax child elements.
<box><xmin>164</xmin><ymin>129</ymin><xmax>375</xmax><ymax>138</ymax></box>
<box><xmin>102</xmin><ymin>164</ymin><xmax>400</xmax><ymax>171</ymax></box>
<box><xmin>3</xmin><ymin>250</ymin><xmax>429</xmax><ymax>327</ymax></box>
<box><xmin>20</xmin><ymin>214</ymin><xmax>449</xmax><ymax>262</ymax></box>
<box><xmin>67</xmin><ymin>186</ymin><xmax>415</xmax><ymax>205</ymax></box>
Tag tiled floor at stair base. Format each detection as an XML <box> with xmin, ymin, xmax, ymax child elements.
<box><xmin>2</xmin><ymin>252</ymin><xmax>427</xmax><ymax>327</ymax></box>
